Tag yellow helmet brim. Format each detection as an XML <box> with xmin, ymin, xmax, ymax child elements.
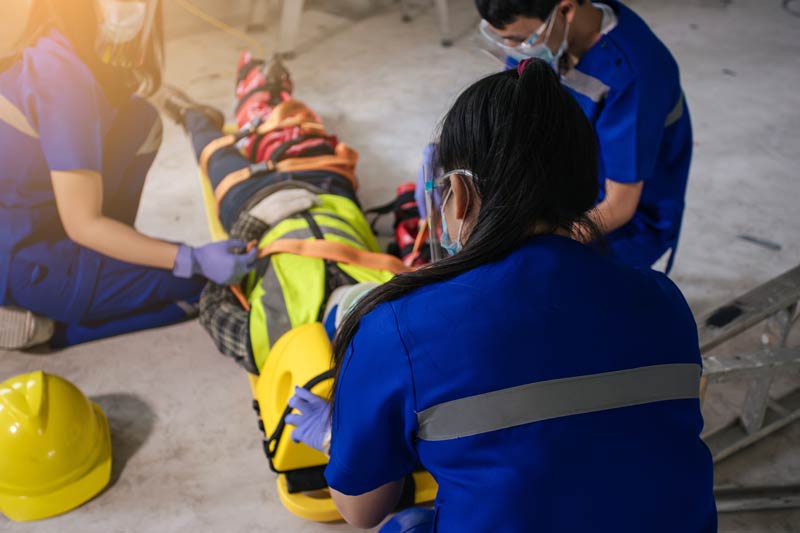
<box><xmin>0</xmin><ymin>402</ymin><xmax>112</xmax><ymax>522</ymax></box>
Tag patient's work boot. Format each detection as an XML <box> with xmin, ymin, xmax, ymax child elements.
<box><xmin>263</xmin><ymin>56</ymin><xmax>293</xmax><ymax>103</ymax></box>
<box><xmin>0</xmin><ymin>307</ymin><xmax>54</xmax><ymax>350</ymax></box>
<box><xmin>154</xmin><ymin>85</ymin><xmax>226</xmax><ymax>132</ymax></box>
<box><xmin>235</xmin><ymin>51</ymin><xmax>294</xmax><ymax>127</ymax></box>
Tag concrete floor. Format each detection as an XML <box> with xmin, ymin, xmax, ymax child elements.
<box><xmin>2</xmin><ymin>0</ymin><xmax>800</xmax><ymax>531</ymax></box>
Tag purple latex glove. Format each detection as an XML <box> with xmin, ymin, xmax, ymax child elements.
<box><xmin>173</xmin><ymin>239</ymin><xmax>257</xmax><ymax>285</ymax></box>
<box><xmin>285</xmin><ymin>386</ymin><xmax>332</xmax><ymax>454</ymax></box>
<box><xmin>415</xmin><ymin>142</ymin><xmax>439</xmax><ymax>220</ymax></box>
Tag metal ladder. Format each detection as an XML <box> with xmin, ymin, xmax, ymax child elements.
<box><xmin>697</xmin><ymin>264</ymin><xmax>800</xmax><ymax>511</ymax></box>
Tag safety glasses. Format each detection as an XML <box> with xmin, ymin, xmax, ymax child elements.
<box><xmin>475</xmin><ymin>9</ymin><xmax>555</xmax><ymax>65</ymax></box>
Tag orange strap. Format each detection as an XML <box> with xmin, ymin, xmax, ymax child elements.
<box><xmin>199</xmin><ymin>121</ymin><xmax>326</xmax><ymax>177</ymax></box>
<box><xmin>199</xmin><ymin>98</ymin><xmax>327</xmax><ymax>177</ymax></box>
<box><xmin>200</xmin><ymin>134</ymin><xmax>236</xmax><ymax>176</ymax></box>
<box><xmin>213</xmin><ymin>143</ymin><xmax>360</xmax><ymax>209</ymax></box>
<box><xmin>258</xmin><ymin>239</ymin><xmax>413</xmax><ymax>274</ymax></box>
<box><xmin>262</xmin><ymin>118</ymin><xmax>326</xmax><ymax>136</ymax></box>
<box><xmin>213</xmin><ymin>165</ymin><xmax>268</xmax><ymax>207</ymax></box>
<box><xmin>230</xmin><ymin>285</ymin><xmax>251</xmax><ymax>312</ymax></box>
<box><xmin>229</xmin><ymin>240</ymin><xmax>260</xmax><ymax>313</ymax></box>
<box><xmin>405</xmin><ymin>219</ymin><xmax>429</xmax><ymax>266</ymax></box>
<box><xmin>228</xmin><ymin>238</ymin><xmax>413</xmax><ymax>311</ymax></box>
<box><xmin>260</xmin><ymin>99</ymin><xmax>321</xmax><ymax>131</ymax></box>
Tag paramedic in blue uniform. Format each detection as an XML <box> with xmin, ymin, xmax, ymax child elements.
<box><xmin>286</xmin><ymin>60</ymin><xmax>716</xmax><ymax>532</ymax></box>
<box><xmin>0</xmin><ymin>0</ymin><xmax>254</xmax><ymax>349</ymax></box>
<box><xmin>474</xmin><ymin>0</ymin><xmax>692</xmax><ymax>272</ymax></box>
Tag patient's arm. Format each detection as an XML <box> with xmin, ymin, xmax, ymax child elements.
<box><xmin>199</xmin><ymin>212</ymin><xmax>268</xmax><ymax>372</ymax></box>
<box><xmin>229</xmin><ymin>212</ymin><xmax>269</xmax><ymax>243</ymax></box>
<box><xmin>199</xmin><ymin>282</ymin><xmax>257</xmax><ymax>373</ymax></box>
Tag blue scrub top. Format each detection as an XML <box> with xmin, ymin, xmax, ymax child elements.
<box><xmin>563</xmin><ymin>1</ymin><xmax>693</xmax><ymax>260</ymax></box>
<box><xmin>325</xmin><ymin>236</ymin><xmax>716</xmax><ymax>532</ymax></box>
<box><xmin>0</xmin><ymin>30</ymin><xmax>115</xmax><ymax>312</ymax></box>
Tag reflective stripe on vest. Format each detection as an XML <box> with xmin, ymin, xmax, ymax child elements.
<box><xmin>416</xmin><ymin>363</ymin><xmax>702</xmax><ymax>441</ymax></box>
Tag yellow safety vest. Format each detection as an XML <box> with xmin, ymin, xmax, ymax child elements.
<box><xmin>245</xmin><ymin>194</ymin><xmax>395</xmax><ymax>372</ymax></box>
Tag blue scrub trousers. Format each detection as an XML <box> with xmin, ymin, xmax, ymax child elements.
<box><xmin>606</xmin><ymin>220</ymin><xmax>680</xmax><ymax>274</ymax></box>
<box><xmin>6</xmin><ymin>97</ymin><xmax>205</xmax><ymax>347</ymax></box>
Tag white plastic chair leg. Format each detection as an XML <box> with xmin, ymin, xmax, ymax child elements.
<box><xmin>277</xmin><ymin>0</ymin><xmax>305</xmax><ymax>58</ymax></box>
<box><xmin>435</xmin><ymin>0</ymin><xmax>452</xmax><ymax>47</ymax></box>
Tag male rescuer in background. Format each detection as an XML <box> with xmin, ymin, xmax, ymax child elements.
<box><xmin>471</xmin><ymin>0</ymin><xmax>693</xmax><ymax>272</ymax></box>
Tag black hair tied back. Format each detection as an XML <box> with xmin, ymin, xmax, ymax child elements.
<box><xmin>330</xmin><ymin>59</ymin><xmax>600</xmax><ymax>404</ymax></box>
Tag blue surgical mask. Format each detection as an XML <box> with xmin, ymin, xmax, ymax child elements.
<box><xmin>439</xmin><ymin>189</ymin><xmax>464</xmax><ymax>256</ymax></box>
<box><xmin>440</xmin><ymin>214</ymin><xmax>462</xmax><ymax>256</ymax></box>
<box><xmin>518</xmin><ymin>9</ymin><xmax>569</xmax><ymax>70</ymax></box>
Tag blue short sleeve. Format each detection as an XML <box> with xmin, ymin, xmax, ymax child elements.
<box><xmin>324</xmin><ymin>303</ymin><xmax>418</xmax><ymax>496</ymax></box>
<box><xmin>649</xmin><ymin>272</ymin><xmax>700</xmax><ymax>358</ymax></box>
<box><xmin>595</xmin><ymin>79</ymin><xmax>663</xmax><ymax>184</ymax></box>
<box><xmin>22</xmin><ymin>32</ymin><xmax>112</xmax><ymax>172</ymax></box>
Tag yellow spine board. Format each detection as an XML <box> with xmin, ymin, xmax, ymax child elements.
<box><xmin>199</xmin><ymin>153</ymin><xmax>438</xmax><ymax>523</ymax></box>
<box><xmin>256</xmin><ymin>323</ymin><xmax>332</xmax><ymax>472</ymax></box>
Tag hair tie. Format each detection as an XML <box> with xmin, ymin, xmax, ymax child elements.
<box><xmin>517</xmin><ymin>58</ymin><xmax>532</xmax><ymax>77</ymax></box>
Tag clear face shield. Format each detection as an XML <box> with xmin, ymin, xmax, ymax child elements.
<box><xmin>95</xmin><ymin>0</ymin><xmax>159</xmax><ymax>68</ymax></box>
<box><xmin>475</xmin><ymin>9</ymin><xmax>556</xmax><ymax>67</ymax></box>
<box><xmin>424</xmin><ymin>168</ymin><xmax>477</xmax><ymax>262</ymax></box>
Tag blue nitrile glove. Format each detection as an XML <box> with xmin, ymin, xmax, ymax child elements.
<box><xmin>285</xmin><ymin>386</ymin><xmax>332</xmax><ymax>454</ymax></box>
<box><xmin>173</xmin><ymin>239</ymin><xmax>257</xmax><ymax>285</ymax></box>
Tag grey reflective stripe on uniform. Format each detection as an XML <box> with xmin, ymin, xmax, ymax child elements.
<box><xmin>0</xmin><ymin>94</ymin><xmax>39</xmax><ymax>139</ymax></box>
<box><xmin>561</xmin><ymin>70</ymin><xmax>610</xmax><ymax>103</ymax></box>
<box><xmin>260</xmin><ymin>220</ymin><xmax>365</xmax><ymax>348</ymax></box>
<box><xmin>665</xmin><ymin>93</ymin><xmax>685</xmax><ymax>127</ymax></box>
<box><xmin>416</xmin><ymin>363</ymin><xmax>701</xmax><ymax>441</ymax></box>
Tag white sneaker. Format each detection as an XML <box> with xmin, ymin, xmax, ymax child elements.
<box><xmin>0</xmin><ymin>307</ymin><xmax>54</xmax><ymax>350</ymax></box>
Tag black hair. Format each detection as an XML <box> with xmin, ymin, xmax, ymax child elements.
<box><xmin>475</xmin><ymin>0</ymin><xmax>585</xmax><ymax>29</ymax></box>
<box><xmin>330</xmin><ymin>59</ymin><xmax>600</xmax><ymax>403</ymax></box>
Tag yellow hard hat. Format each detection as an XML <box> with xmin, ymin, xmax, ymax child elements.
<box><xmin>0</xmin><ymin>371</ymin><xmax>112</xmax><ymax>522</ymax></box>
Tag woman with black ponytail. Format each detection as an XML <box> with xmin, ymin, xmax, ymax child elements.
<box><xmin>287</xmin><ymin>59</ymin><xmax>716</xmax><ymax>533</ymax></box>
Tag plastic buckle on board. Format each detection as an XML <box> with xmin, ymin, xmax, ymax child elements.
<box><xmin>235</xmin><ymin>116</ymin><xmax>264</xmax><ymax>141</ymax></box>
<box><xmin>284</xmin><ymin>466</ymin><xmax>329</xmax><ymax>494</ymax></box>
<box><xmin>249</xmin><ymin>161</ymin><xmax>272</xmax><ymax>176</ymax></box>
